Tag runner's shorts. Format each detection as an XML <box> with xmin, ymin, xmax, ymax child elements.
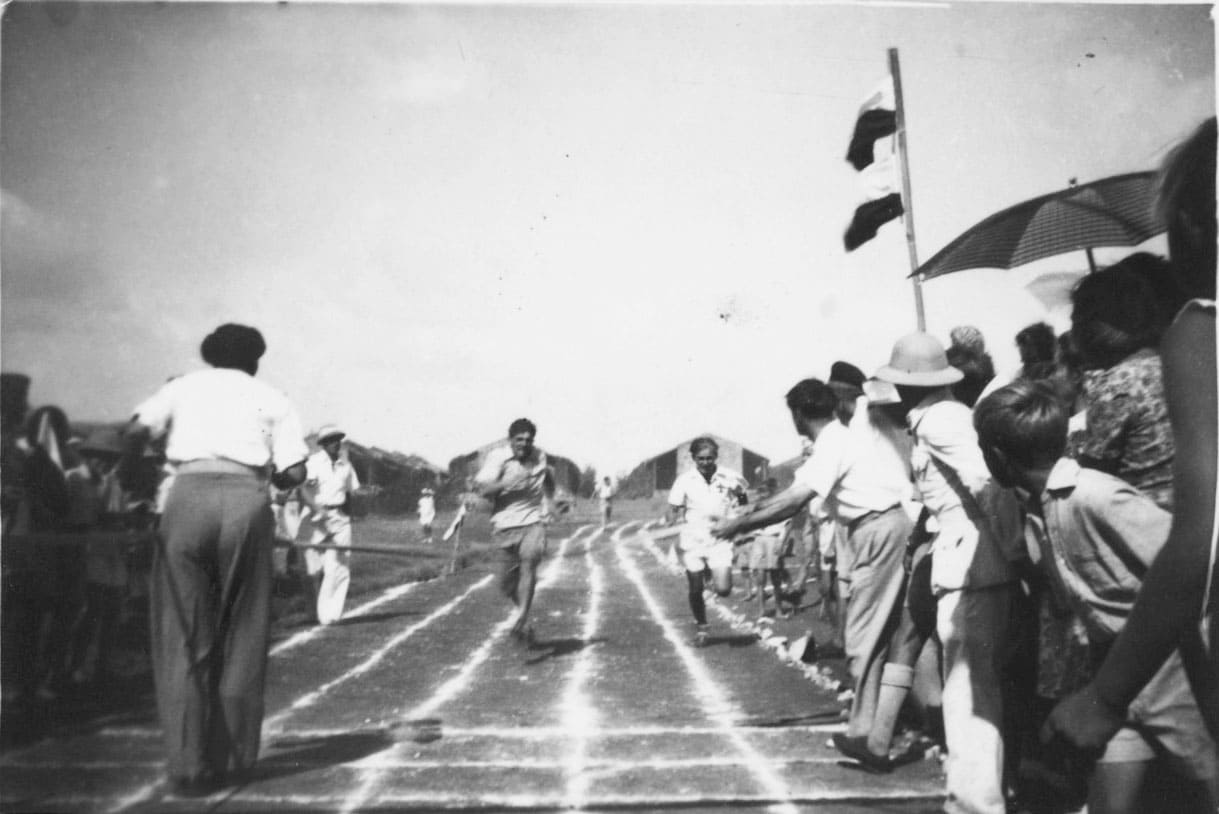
<box><xmin>677</xmin><ymin>527</ymin><xmax>733</xmax><ymax>572</ymax></box>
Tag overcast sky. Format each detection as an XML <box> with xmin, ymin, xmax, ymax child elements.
<box><xmin>2</xmin><ymin>1</ymin><xmax>1213</xmax><ymax>476</ymax></box>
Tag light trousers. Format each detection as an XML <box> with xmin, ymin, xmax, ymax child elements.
<box><xmin>305</xmin><ymin>507</ymin><xmax>352</xmax><ymax>625</ymax></box>
<box><xmin>842</xmin><ymin>508</ymin><xmax>911</xmax><ymax>738</ymax></box>
<box><xmin>152</xmin><ymin>472</ymin><xmax>273</xmax><ymax>781</ymax></box>
<box><xmin>937</xmin><ymin>584</ymin><xmax>1012</xmax><ymax>814</ymax></box>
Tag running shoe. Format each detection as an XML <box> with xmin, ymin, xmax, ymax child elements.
<box><xmin>693</xmin><ymin>625</ymin><xmax>710</xmax><ymax>648</ymax></box>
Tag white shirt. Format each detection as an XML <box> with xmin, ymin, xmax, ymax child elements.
<box><xmin>133</xmin><ymin>367</ymin><xmax>308</xmax><ymax>471</ymax></box>
<box><xmin>306</xmin><ymin>449</ymin><xmax>360</xmax><ymax>507</ymax></box>
<box><xmin>793</xmin><ymin>403</ymin><xmax>912</xmax><ymax>523</ymax></box>
<box><xmin>906</xmin><ymin>390</ymin><xmax>991</xmax><ymax>520</ymax></box>
<box><xmin>417</xmin><ymin>495</ymin><xmax>436</xmax><ymax>524</ymax></box>
<box><xmin>474</xmin><ymin>444</ymin><xmax>551</xmax><ymax>531</ymax></box>
<box><xmin>594</xmin><ymin>480</ymin><xmax>615</xmax><ymax>503</ymax></box>
<box><xmin>668</xmin><ymin>467</ymin><xmax>747</xmax><ymax>530</ymax></box>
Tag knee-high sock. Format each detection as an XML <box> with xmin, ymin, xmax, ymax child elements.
<box><xmin>867</xmin><ymin>662</ymin><xmax>914</xmax><ymax>756</ymax></box>
<box><xmin>686</xmin><ymin>572</ymin><xmax>707</xmax><ymax>625</ymax></box>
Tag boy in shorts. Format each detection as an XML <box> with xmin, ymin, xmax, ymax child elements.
<box><xmin>975</xmin><ymin>380</ymin><xmax>1217</xmax><ymax>813</ymax></box>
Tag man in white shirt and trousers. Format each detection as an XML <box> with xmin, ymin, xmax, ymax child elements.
<box><xmin>302</xmin><ymin>425</ymin><xmax>360</xmax><ymax>626</ymax></box>
<box><xmin>125</xmin><ymin>323</ymin><xmax>308</xmax><ymax>796</ymax></box>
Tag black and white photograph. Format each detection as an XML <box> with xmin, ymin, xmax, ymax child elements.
<box><xmin>1</xmin><ymin>1</ymin><xmax>1216</xmax><ymax>811</ymax></box>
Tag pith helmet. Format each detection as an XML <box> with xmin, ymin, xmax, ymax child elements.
<box><xmin>316</xmin><ymin>424</ymin><xmax>346</xmax><ymax>443</ymax></box>
<box><xmin>874</xmin><ymin>332</ymin><xmax>963</xmax><ymax>387</ymax></box>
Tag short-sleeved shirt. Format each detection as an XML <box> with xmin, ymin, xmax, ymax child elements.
<box><xmin>907</xmin><ymin>389</ymin><xmax>1020</xmax><ymax>588</ymax></box>
<box><xmin>1079</xmin><ymin>348</ymin><xmax>1174</xmax><ymax>510</ymax></box>
<box><xmin>133</xmin><ymin>367</ymin><xmax>308</xmax><ymax>472</ymax></box>
<box><xmin>667</xmin><ymin>467</ymin><xmax>746</xmax><ymax>530</ymax></box>
<box><xmin>306</xmin><ymin>450</ymin><xmax>360</xmax><ymax>508</ymax></box>
<box><xmin>474</xmin><ymin>445</ymin><xmax>551</xmax><ymax>531</ymax></box>
<box><xmin>792</xmin><ymin>400</ymin><xmax>912</xmax><ymax>524</ymax></box>
<box><xmin>1033</xmin><ymin>456</ymin><xmax>1171</xmax><ymax>644</ymax></box>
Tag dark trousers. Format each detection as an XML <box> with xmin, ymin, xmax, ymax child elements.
<box><xmin>151</xmin><ymin>472</ymin><xmax>273</xmax><ymax>781</ymax></box>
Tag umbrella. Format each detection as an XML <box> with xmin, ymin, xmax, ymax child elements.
<box><xmin>914</xmin><ymin>172</ymin><xmax>1164</xmax><ymax>280</ymax></box>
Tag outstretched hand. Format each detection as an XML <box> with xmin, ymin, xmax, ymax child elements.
<box><xmin>711</xmin><ymin>517</ymin><xmax>739</xmax><ymax>540</ymax></box>
<box><xmin>1040</xmin><ymin>683</ymin><xmax>1125</xmax><ymax>754</ymax></box>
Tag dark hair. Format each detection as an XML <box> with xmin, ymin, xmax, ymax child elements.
<box><xmin>508</xmin><ymin>418</ymin><xmax>537</xmax><ymax>437</ymax></box>
<box><xmin>946</xmin><ymin>345</ymin><xmax>995</xmax><ymax>408</ymax></box>
<box><xmin>1014</xmin><ymin>322</ymin><xmax>1056</xmax><ymax>368</ymax></box>
<box><xmin>1070</xmin><ymin>260</ymin><xmax>1165</xmax><ymax>369</ymax></box>
<box><xmin>1158</xmin><ymin>117</ymin><xmax>1216</xmax><ymax>300</ymax></box>
<box><xmin>689</xmin><ymin>436</ymin><xmax>718</xmax><ymax>456</ymax></box>
<box><xmin>785</xmin><ymin>378</ymin><xmax>837</xmax><ymax>422</ymax></box>
<box><xmin>974</xmin><ymin>380</ymin><xmax>1067</xmax><ymax>470</ymax></box>
<box><xmin>829</xmin><ymin>361</ymin><xmax>865</xmax><ymax>389</ymax></box>
<box><xmin>200</xmin><ymin>323</ymin><xmax>265</xmax><ymax>375</ymax></box>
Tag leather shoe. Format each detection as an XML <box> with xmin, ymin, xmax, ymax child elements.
<box><xmin>832</xmin><ymin>733</ymin><xmax>893</xmax><ymax>773</ymax></box>
<box><xmin>168</xmin><ymin>774</ymin><xmax>220</xmax><ymax>798</ymax></box>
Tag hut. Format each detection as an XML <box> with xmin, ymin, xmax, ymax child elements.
<box><xmin>618</xmin><ymin>433</ymin><xmax>769</xmax><ymax>499</ymax></box>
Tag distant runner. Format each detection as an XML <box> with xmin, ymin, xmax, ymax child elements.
<box><xmin>594</xmin><ymin>475</ymin><xmax>615</xmax><ymax>529</ymax></box>
<box><xmin>417</xmin><ymin>487</ymin><xmax>436</xmax><ymax>544</ymax></box>
<box><xmin>474</xmin><ymin>418</ymin><xmax>555</xmax><ymax>644</ymax></box>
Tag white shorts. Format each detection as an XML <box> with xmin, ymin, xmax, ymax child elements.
<box><xmin>677</xmin><ymin>528</ymin><xmax>733</xmax><ymax>572</ymax></box>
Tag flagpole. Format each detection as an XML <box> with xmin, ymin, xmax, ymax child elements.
<box><xmin>888</xmin><ymin>47</ymin><xmax>927</xmax><ymax>331</ymax></box>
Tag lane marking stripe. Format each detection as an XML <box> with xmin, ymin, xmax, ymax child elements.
<box><xmin>80</xmin><ymin>721</ymin><xmax>850</xmax><ymax>740</ymax></box>
<box><xmin>337</xmin><ymin>526</ymin><xmax>588</xmax><ymax>814</ymax></box>
<box><xmin>560</xmin><ymin>526</ymin><xmax>604</xmax><ymax>807</ymax></box>
<box><xmin>262</xmin><ymin>574</ymin><xmax>496</xmax><ymax>733</ymax></box>
<box><xmin>615</xmin><ymin>539</ymin><xmax>799</xmax><ymax>814</ymax></box>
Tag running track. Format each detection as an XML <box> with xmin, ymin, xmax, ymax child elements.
<box><xmin>0</xmin><ymin>523</ymin><xmax>944</xmax><ymax>812</ymax></box>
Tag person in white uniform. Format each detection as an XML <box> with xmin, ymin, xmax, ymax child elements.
<box><xmin>667</xmin><ymin>437</ymin><xmax>748</xmax><ymax>647</ymax></box>
<box><xmin>302</xmin><ymin>425</ymin><xmax>360</xmax><ymax>626</ymax></box>
<box><xmin>417</xmin><ymin>487</ymin><xmax>436</xmax><ymax>544</ymax></box>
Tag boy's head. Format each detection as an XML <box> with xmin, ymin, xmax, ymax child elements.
<box><xmin>973</xmin><ymin>380</ymin><xmax>1067</xmax><ymax>490</ymax></box>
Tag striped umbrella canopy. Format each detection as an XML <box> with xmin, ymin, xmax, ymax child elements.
<box><xmin>914</xmin><ymin>172</ymin><xmax>1164</xmax><ymax>280</ymax></box>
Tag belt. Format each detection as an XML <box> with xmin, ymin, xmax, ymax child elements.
<box><xmin>176</xmin><ymin>459</ymin><xmax>269</xmax><ymax>479</ymax></box>
<box><xmin>845</xmin><ymin>504</ymin><xmax>901</xmax><ymax>536</ymax></box>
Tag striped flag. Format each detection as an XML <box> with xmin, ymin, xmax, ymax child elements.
<box><xmin>844</xmin><ymin>76</ymin><xmax>904</xmax><ymax>251</ymax></box>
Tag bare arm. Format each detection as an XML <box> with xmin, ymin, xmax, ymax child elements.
<box><xmin>1046</xmin><ymin>308</ymin><xmax>1217</xmax><ymax>746</ymax></box>
<box><xmin>474</xmin><ymin>459</ymin><xmax>531</xmax><ymax>499</ymax></box>
<box><xmin>712</xmin><ymin>483</ymin><xmax>821</xmax><ymax>539</ymax></box>
<box><xmin>666</xmin><ymin>504</ymin><xmax>686</xmax><ymax>526</ymax></box>
<box><xmin>273</xmin><ymin>462</ymin><xmax>307</xmax><ymax>490</ymax></box>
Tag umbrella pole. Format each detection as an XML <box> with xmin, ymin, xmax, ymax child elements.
<box><xmin>1086</xmin><ymin>247</ymin><xmax>1098</xmax><ymax>273</ymax></box>
<box><xmin>889</xmin><ymin>47</ymin><xmax>926</xmax><ymax>331</ymax></box>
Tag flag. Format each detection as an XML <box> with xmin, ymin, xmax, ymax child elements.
<box><xmin>844</xmin><ymin>76</ymin><xmax>903</xmax><ymax>251</ymax></box>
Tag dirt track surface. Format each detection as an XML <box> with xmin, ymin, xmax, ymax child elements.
<box><xmin>0</xmin><ymin>521</ymin><xmax>945</xmax><ymax>812</ymax></box>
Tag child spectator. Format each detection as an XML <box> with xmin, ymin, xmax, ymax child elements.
<box><xmin>747</xmin><ymin>478</ymin><xmax>794</xmax><ymax>621</ymax></box>
<box><xmin>1045</xmin><ymin>116</ymin><xmax>1218</xmax><ymax>767</ymax></box>
<box><xmin>975</xmin><ymin>380</ymin><xmax>1217</xmax><ymax>814</ymax></box>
